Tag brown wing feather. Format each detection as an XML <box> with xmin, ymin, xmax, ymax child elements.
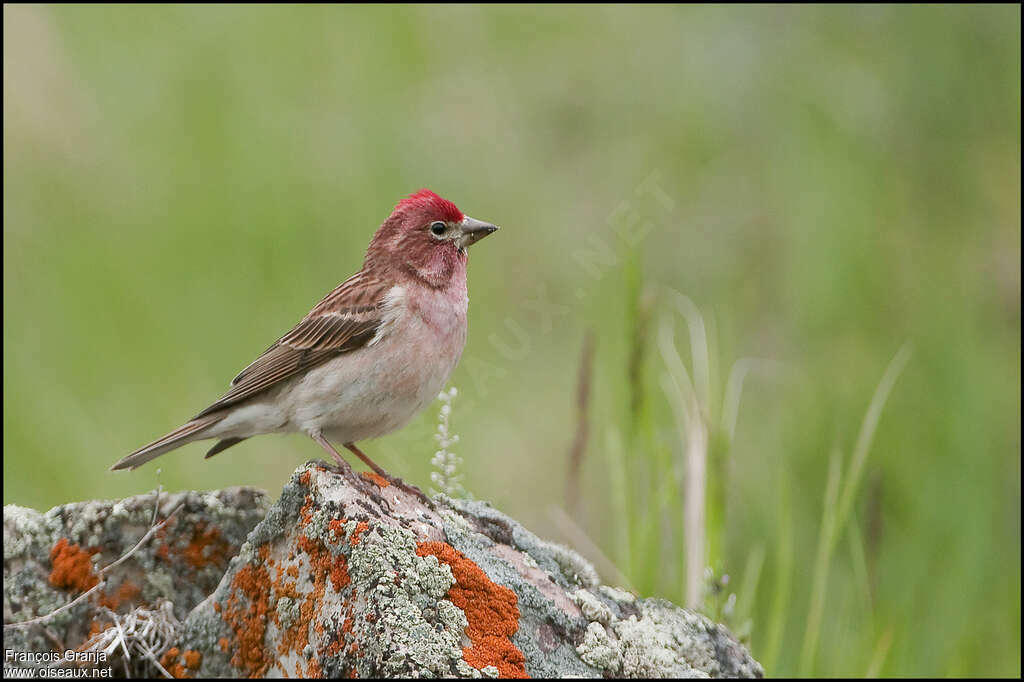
<box><xmin>193</xmin><ymin>272</ymin><xmax>391</xmax><ymax>419</ymax></box>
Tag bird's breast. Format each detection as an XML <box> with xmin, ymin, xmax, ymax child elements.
<box><xmin>289</xmin><ymin>283</ymin><xmax>468</xmax><ymax>441</ymax></box>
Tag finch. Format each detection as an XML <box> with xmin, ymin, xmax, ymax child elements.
<box><xmin>111</xmin><ymin>189</ymin><xmax>498</xmax><ymax>487</ymax></box>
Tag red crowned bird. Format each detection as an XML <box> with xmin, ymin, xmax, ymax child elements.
<box><xmin>111</xmin><ymin>190</ymin><xmax>498</xmax><ymax>494</ymax></box>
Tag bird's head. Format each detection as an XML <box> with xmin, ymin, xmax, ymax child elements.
<box><xmin>364</xmin><ymin>189</ymin><xmax>499</xmax><ymax>288</ymax></box>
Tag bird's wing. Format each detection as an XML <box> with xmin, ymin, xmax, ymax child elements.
<box><xmin>193</xmin><ymin>271</ymin><xmax>393</xmax><ymax>418</ymax></box>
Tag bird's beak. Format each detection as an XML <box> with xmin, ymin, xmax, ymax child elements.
<box><xmin>456</xmin><ymin>216</ymin><xmax>499</xmax><ymax>249</ymax></box>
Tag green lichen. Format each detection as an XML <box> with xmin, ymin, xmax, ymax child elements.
<box><xmin>276</xmin><ymin>596</ymin><xmax>299</xmax><ymax>631</ymax></box>
<box><xmin>599</xmin><ymin>584</ymin><xmax>637</xmax><ymax>604</ymax></box>
<box><xmin>302</xmin><ymin>504</ymin><xmax>336</xmax><ymax>546</ymax></box>
<box><xmin>573</xmin><ymin>589</ymin><xmax>614</xmax><ymax>625</ymax></box>
<box><xmin>144</xmin><ymin>570</ymin><xmax>177</xmax><ymax>601</ymax></box>
<box><xmin>613</xmin><ymin>609</ymin><xmax>706</xmax><ymax>678</ymax></box>
<box><xmin>572</xmin><ymin>597</ymin><xmax>765</xmax><ymax>678</ymax></box>
<box><xmin>175</xmin><ymin>597</ymin><xmax>237</xmax><ymax>678</ymax></box>
<box><xmin>538</xmin><ymin>539</ymin><xmax>601</xmax><ymax>589</ymax></box>
<box><xmin>432</xmin><ymin>502</ymin><xmax>475</xmax><ymax>533</ymax></box>
<box><xmin>345</xmin><ymin>522</ymin><xmax>468</xmax><ymax>678</ymax></box>
<box><xmin>577</xmin><ymin>621</ymin><xmax>620</xmax><ymax>672</ymax></box>
<box><xmin>3</xmin><ymin>505</ymin><xmax>56</xmax><ymax>562</ymax></box>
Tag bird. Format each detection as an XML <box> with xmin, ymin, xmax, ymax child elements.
<box><xmin>111</xmin><ymin>189</ymin><xmax>499</xmax><ymax>494</ymax></box>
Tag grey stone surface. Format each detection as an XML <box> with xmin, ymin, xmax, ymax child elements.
<box><xmin>4</xmin><ymin>487</ymin><xmax>269</xmax><ymax>675</ymax></box>
<box><xmin>4</xmin><ymin>463</ymin><xmax>763</xmax><ymax>679</ymax></box>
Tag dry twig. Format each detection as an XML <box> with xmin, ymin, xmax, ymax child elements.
<box><xmin>565</xmin><ymin>331</ymin><xmax>596</xmax><ymax>516</ymax></box>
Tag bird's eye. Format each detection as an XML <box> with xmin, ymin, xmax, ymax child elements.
<box><xmin>430</xmin><ymin>221</ymin><xmax>446</xmax><ymax>236</ymax></box>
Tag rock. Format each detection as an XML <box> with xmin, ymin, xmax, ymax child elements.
<box><xmin>3</xmin><ymin>487</ymin><xmax>269</xmax><ymax>676</ymax></box>
<box><xmin>4</xmin><ymin>462</ymin><xmax>763</xmax><ymax>678</ymax></box>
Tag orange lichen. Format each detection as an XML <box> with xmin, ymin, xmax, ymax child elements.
<box><xmin>153</xmin><ymin>517</ymin><xmax>178</xmax><ymax>563</ymax></box>
<box><xmin>160</xmin><ymin>647</ymin><xmax>192</xmax><ymax>678</ymax></box>
<box><xmin>328</xmin><ymin>518</ymin><xmax>349</xmax><ymax>542</ymax></box>
<box><xmin>48</xmin><ymin>538</ymin><xmax>99</xmax><ymax>593</ymax></box>
<box><xmin>342</xmin><ymin>612</ymin><xmax>355</xmax><ymax>636</ymax></box>
<box><xmin>360</xmin><ymin>471</ymin><xmax>391</xmax><ymax>488</ymax></box>
<box><xmin>183</xmin><ymin>650</ymin><xmax>202</xmax><ymax>670</ymax></box>
<box><xmin>153</xmin><ymin>517</ymin><xmax>233</xmax><ymax>574</ymax></box>
<box><xmin>299</xmin><ymin>471</ymin><xmax>311</xmax><ymax>486</ymax></box>
<box><xmin>324</xmin><ymin>636</ymin><xmax>344</xmax><ymax>658</ymax></box>
<box><xmin>159</xmin><ymin>647</ymin><xmax>180</xmax><ymax>673</ymax></box>
<box><xmin>216</xmin><ymin>484</ymin><xmax>363</xmax><ymax>677</ymax></box>
<box><xmin>295</xmin><ymin>536</ymin><xmax>320</xmax><ymax>565</ymax></box>
<box><xmin>87</xmin><ymin>620</ymin><xmax>106</xmax><ymax>638</ymax></box>
<box><xmin>349</xmin><ymin>522</ymin><xmax>370</xmax><ymax>546</ymax></box>
<box><xmin>97</xmin><ymin>580</ymin><xmax>141</xmax><ymax>611</ymax></box>
<box><xmin>183</xmin><ymin>522</ymin><xmax>229</xmax><ymax>569</ymax></box>
<box><xmin>221</xmin><ymin>546</ymin><xmax>273</xmax><ymax>677</ymax></box>
<box><xmin>330</xmin><ymin>555</ymin><xmax>351</xmax><ymax>591</ymax></box>
<box><xmin>271</xmin><ymin>531</ymin><xmax>351</xmax><ymax>665</ymax></box>
<box><xmin>273</xmin><ymin>574</ymin><xmax>307</xmax><ymax>658</ymax></box>
<box><xmin>296</xmin><ymin>535</ymin><xmax>351</xmax><ymax>594</ymax></box>
<box><xmin>416</xmin><ymin>542</ymin><xmax>527</xmax><ymax>679</ymax></box>
<box><xmin>324</xmin><ymin>606</ymin><xmax>357</xmax><ymax>673</ymax></box>
<box><xmin>300</xmin><ymin>495</ymin><xmax>315</xmax><ymax>525</ymax></box>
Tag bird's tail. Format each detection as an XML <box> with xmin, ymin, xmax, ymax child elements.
<box><xmin>111</xmin><ymin>413</ymin><xmax>224</xmax><ymax>471</ymax></box>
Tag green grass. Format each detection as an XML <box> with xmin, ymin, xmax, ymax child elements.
<box><xmin>3</xmin><ymin>4</ymin><xmax>1020</xmax><ymax>677</ymax></box>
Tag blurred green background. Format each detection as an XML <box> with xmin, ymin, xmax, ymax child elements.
<box><xmin>3</xmin><ymin>4</ymin><xmax>1019</xmax><ymax>677</ymax></box>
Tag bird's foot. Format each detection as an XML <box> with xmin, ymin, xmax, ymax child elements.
<box><xmin>309</xmin><ymin>458</ymin><xmax>340</xmax><ymax>473</ymax></box>
<box><xmin>308</xmin><ymin>456</ymin><xmax>358</xmax><ymax>483</ymax></box>
<box><xmin>341</xmin><ymin>441</ymin><xmax>434</xmax><ymax>507</ymax></box>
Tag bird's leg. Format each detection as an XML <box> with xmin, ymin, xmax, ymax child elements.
<box><xmin>342</xmin><ymin>442</ymin><xmax>389</xmax><ymax>477</ymax></box>
<box><xmin>310</xmin><ymin>433</ymin><xmax>354</xmax><ymax>474</ymax></box>
<box><xmin>343</xmin><ymin>442</ymin><xmax>431</xmax><ymax>505</ymax></box>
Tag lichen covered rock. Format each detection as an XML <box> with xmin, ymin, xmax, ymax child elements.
<box><xmin>174</xmin><ymin>463</ymin><xmax>762</xmax><ymax>678</ymax></box>
<box><xmin>4</xmin><ymin>463</ymin><xmax>761</xmax><ymax>678</ymax></box>
<box><xmin>4</xmin><ymin>487</ymin><xmax>269</xmax><ymax>671</ymax></box>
